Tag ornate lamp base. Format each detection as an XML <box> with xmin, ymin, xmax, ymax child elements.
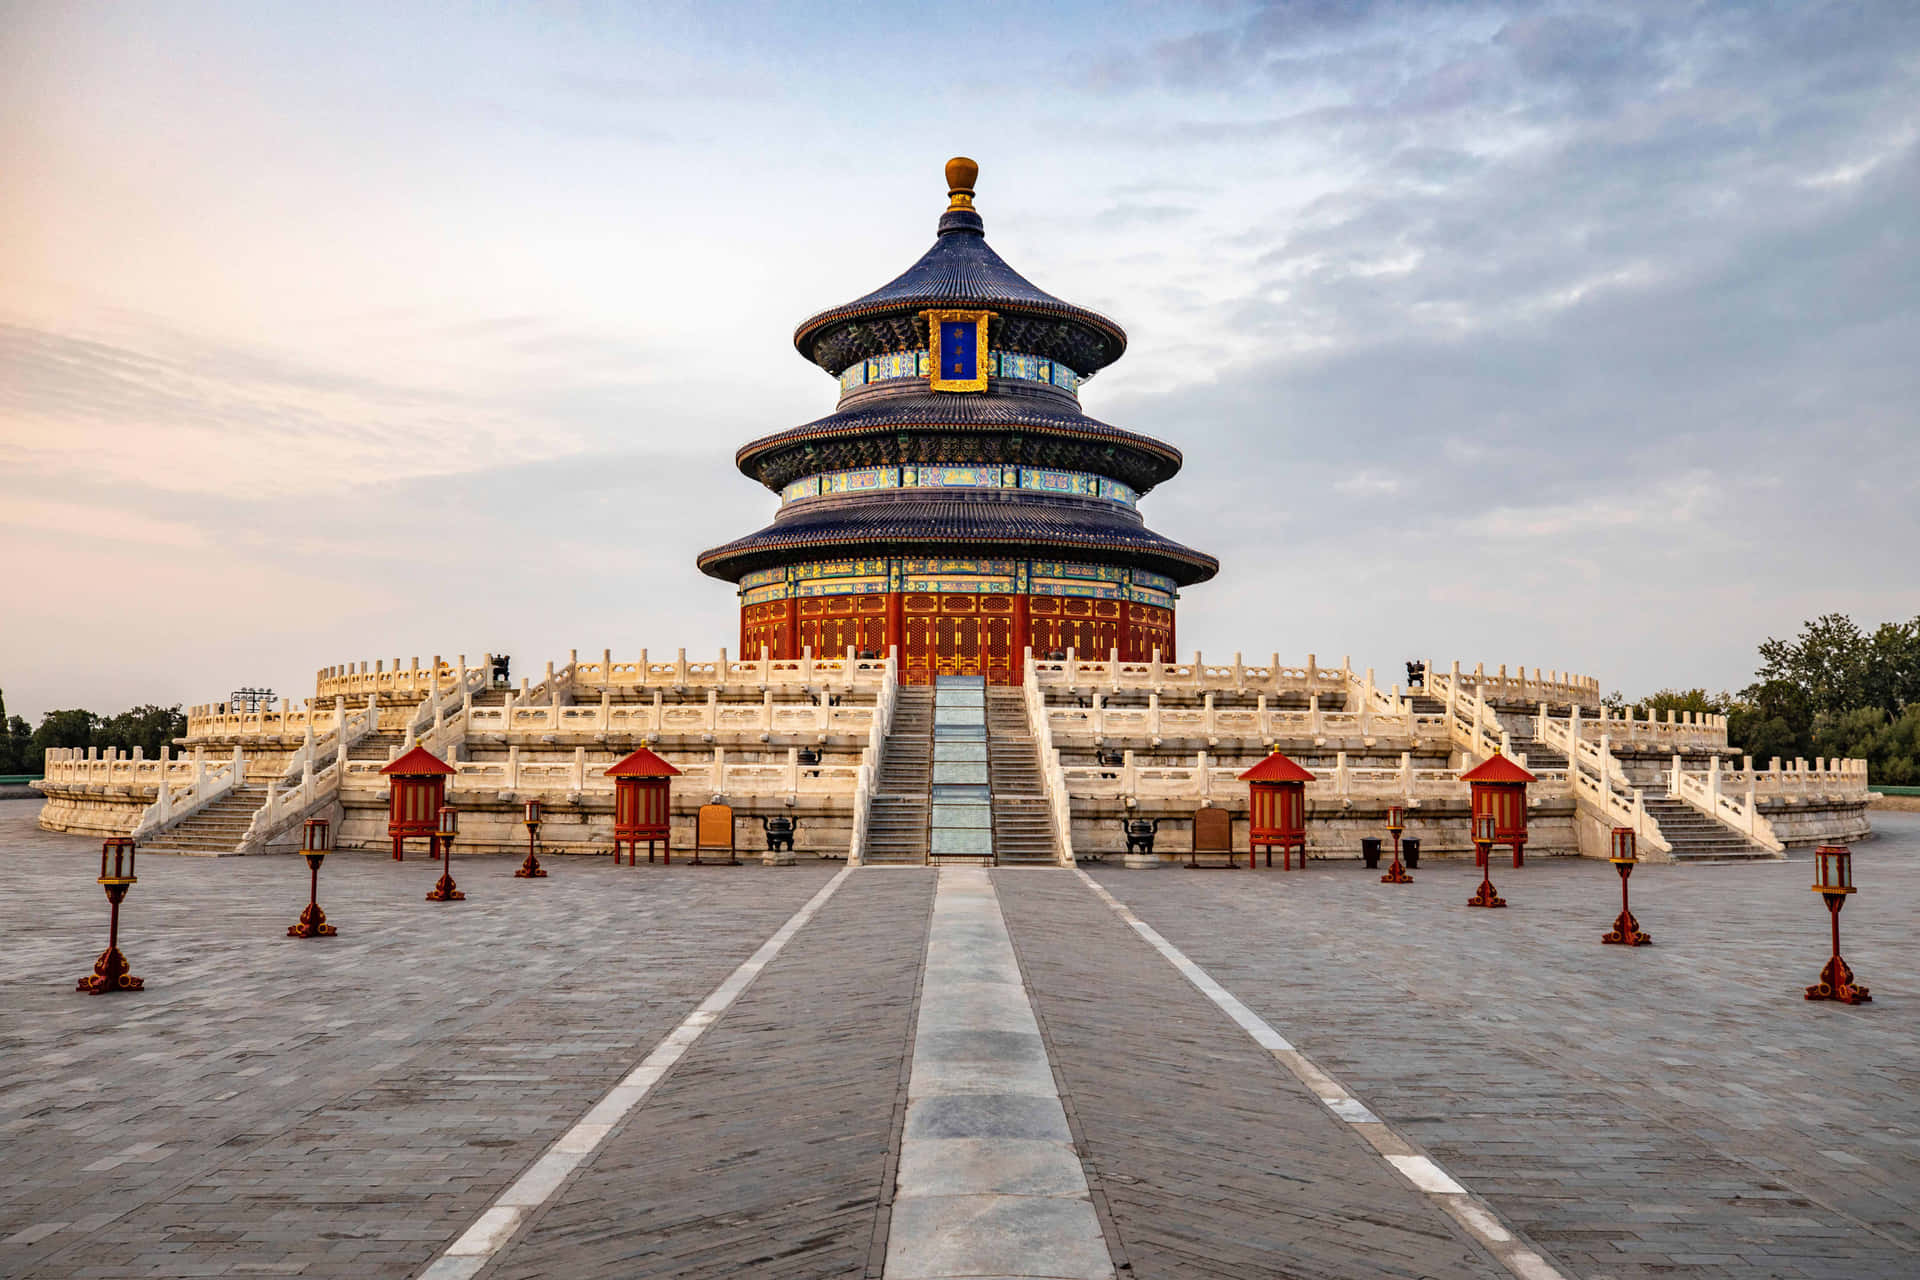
<box><xmin>288</xmin><ymin>902</ymin><xmax>338</xmax><ymax>938</ymax></box>
<box><xmin>515</xmin><ymin>855</ymin><xmax>547</xmax><ymax>879</ymax></box>
<box><xmin>1466</xmin><ymin>879</ymin><xmax>1506</xmax><ymax>908</ymax></box>
<box><xmin>1380</xmin><ymin>862</ymin><xmax>1413</xmax><ymax>884</ymax></box>
<box><xmin>1804</xmin><ymin>954</ymin><xmax>1870</xmax><ymax>1004</ymax></box>
<box><xmin>1602</xmin><ymin>909</ymin><xmax>1649</xmax><ymax>944</ymax></box>
<box><xmin>426</xmin><ymin>873</ymin><xmax>464</xmax><ymax>902</ymax></box>
<box><xmin>77</xmin><ymin>946</ymin><xmax>143</xmax><ymax>994</ymax></box>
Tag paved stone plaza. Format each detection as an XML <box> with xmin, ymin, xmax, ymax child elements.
<box><xmin>2</xmin><ymin>802</ymin><xmax>1916</xmax><ymax>1279</ymax></box>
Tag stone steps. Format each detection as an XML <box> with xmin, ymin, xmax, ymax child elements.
<box><xmin>985</xmin><ymin>689</ymin><xmax>1058</xmax><ymax>867</ymax></box>
<box><xmin>864</xmin><ymin>688</ymin><xmax>934</xmax><ymax>865</ymax></box>
<box><xmin>141</xmin><ymin>786</ymin><xmax>273</xmax><ymax>855</ymax></box>
<box><xmin>1641</xmin><ymin>796</ymin><xmax>1775</xmax><ymax>860</ymax></box>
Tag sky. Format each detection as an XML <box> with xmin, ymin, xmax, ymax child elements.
<box><xmin>2</xmin><ymin>0</ymin><xmax>1917</xmax><ymax>722</ymax></box>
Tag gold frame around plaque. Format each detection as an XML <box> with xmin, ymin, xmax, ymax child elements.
<box><xmin>925</xmin><ymin>310</ymin><xmax>991</xmax><ymax>392</ymax></box>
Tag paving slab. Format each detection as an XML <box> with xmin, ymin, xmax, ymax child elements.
<box><xmin>1084</xmin><ymin>812</ymin><xmax>1920</xmax><ymax>1280</ymax></box>
<box><xmin>0</xmin><ymin>806</ymin><xmax>837</xmax><ymax>1279</ymax></box>
<box><xmin>484</xmin><ymin>867</ymin><xmax>934</xmax><ymax>1279</ymax></box>
<box><xmin>997</xmin><ymin>868</ymin><xmax>1511</xmax><ymax>1280</ymax></box>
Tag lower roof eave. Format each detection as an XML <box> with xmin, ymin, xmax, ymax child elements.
<box><xmin>696</xmin><ymin>535</ymin><xmax>1219</xmax><ymax>589</ymax></box>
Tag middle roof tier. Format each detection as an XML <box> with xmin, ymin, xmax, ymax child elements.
<box><xmin>734</xmin><ymin>380</ymin><xmax>1185</xmax><ymax>495</ymax></box>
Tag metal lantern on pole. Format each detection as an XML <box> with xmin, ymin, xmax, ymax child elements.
<box><xmin>77</xmin><ymin>836</ymin><xmax>144</xmax><ymax>994</ymax></box>
<box><xmin>1804</xmin><ymin>844</ymin><xmax>1869</xmax><ymax>1003</ymax></box>
<box><xmin>379</xmin><ymin>744</ymin><xmax>456</xmax><ymax>861</ymax></box>
<box><xmin>1459</xmin><ymin>752</ymin><xmax>1537</xmax><ymax>867</ymax></box>
<box><xmin>607</xmin><ymin>743</ymin><xmax>680</xmax><ymax>865</ymax></box>
<box><xmin>1467</xmin><ymin>812</ymin><xmax>1506</xmax><ymax>908</ymax></box>
<box><xmin>287</xmin><ymin>817</ymin><xmax>339</xmax><ymax>938</ymax></box>
<box><xmin>1380</xmin><ymin>803</ymin><xmax>1412</xmax><ymax>884</ymax></box>
<box><xmin>517</xmin><ymin>797</ymin><xmax>548</xmax><ymax>879</ymax></box>
<box><xmin>426</xmin><ymin>805</ymin><xmax>465</xmax><ymax>902</ymax></box>
<box><xmin>1601</xmin><ymin>826</ymin><xmax>1650</xmax><ymax>945</ymax></box>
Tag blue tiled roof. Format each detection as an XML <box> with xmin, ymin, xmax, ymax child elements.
<box><xmin>697</xmin><ymin>491</ymin><xmax>1218</xmax><ymax>586</ymax></box>
<box><xmin>793</xmin><ymin>209</ymin><xmax>1126</xmax><ymax>376</ymax></box>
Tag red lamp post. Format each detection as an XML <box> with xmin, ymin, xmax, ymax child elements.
<box><xmin>1601</xmin><ymin>826</ymin><xmax>1650</xmax><ymax>945</ymax></box>
<box><xmin>425</xmin><ymin>805</ymin><xmax>465</xmax><ymax>901</ymax></box>
<box><xmin>1238</xmin><ymin>746</ymin><xmax>1313</xmax><ymax>870</ymax></box>
<box><xmin>1466</xmin><ymin>813</ymin><xmax>1507</xmax><ymax>908</ymax></box>
<box><xmin>1460</xmin><ymin>753</ymin><xmax>1536</xmax><ymax>867</ymax></box>
<box><xmin>379</xmin><ymin>744</ymin><xmax>456</xmax><ymax>861</ymax></box>
<box><xmin>1804</xmin><ymin>845</ymin><xmax>1869</xmax><ymax>1004</ymax></box>
<box><xmin>77</xmin><ymin>836</ymin><xmax>144</xmax><ymax>994</ymax></box>
<box><xmin>607</xmin><ymin>743</ymin><xmax>680</xmax><ymax>865</ymax></box>
<box><xmin>1381</xmin><ymin>803</ymin><xmax>1413</xmax><ymax>884</ymax></box>
<box><xmin>516</xmin><ymin>798</ymin><xmax>548</xmax><ymax>879</ymax></box>
<box><xmin>287</xmin><ymin>817</ymin><xmax>339</xmax><ymax>938</ymax></box>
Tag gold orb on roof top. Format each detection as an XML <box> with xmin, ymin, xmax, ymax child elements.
<box><xmin>945</xmin><ymin>156</ymin><xmax>978</xmax><ymax>209</ymax></box>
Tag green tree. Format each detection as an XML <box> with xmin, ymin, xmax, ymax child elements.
<box><xmin>3</xmin><ymin>716</ymin><xmax>28</xmax><ymax>775</ymax></box>
<box><xmin>0</xmin><ymin>687</ymin><xmax>11</xmax><ymax>774</ymax></box>
<box><xmin>1727</xmin><ymin>679</ymin><xmax>1813</xmax><ymax>766</ymax></box>
<box><xmin>1626</xmin><ymin>688</ymin><xmax>1732</xmax><ymax>720</ymax></box>
<box><xmin>95</xmin><ymin>704</ymin><xmax>187</xmax><ymax>759</ymax></box>
<box><xmin>26</xmin><ymin>709</ymin><xmax>98</xmax><ymax>774</ymax></box>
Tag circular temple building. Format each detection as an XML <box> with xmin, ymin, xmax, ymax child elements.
<box><xmin>697</xmin><ymin>158</ymin><xmax>1217</xmax><ymax>686</ymax></box>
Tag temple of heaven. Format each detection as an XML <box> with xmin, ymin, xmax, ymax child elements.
<box><xmin>697</xmin><ymin>157</ymin><xmax>1217</xmax><ymax>686</ymax></box>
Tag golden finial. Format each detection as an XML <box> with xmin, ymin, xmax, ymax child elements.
<box><xmin>945</xmin><ymin>156</ymin><xmax>978</xmax><ymax>211</ymax></box>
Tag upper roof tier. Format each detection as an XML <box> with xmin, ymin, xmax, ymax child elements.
<box><xmin>792</xmin><ymin>158</ymin><xmax>1128</xmax><ymax>379</ymax></box>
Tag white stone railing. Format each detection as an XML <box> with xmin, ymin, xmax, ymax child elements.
<box><xmin>338</xmin><ymin>748</ymin><xmax>863</xmax><ymax>806</ymax></box>
<box><xmin>848</xmin><ymin>657</ymin><xmax>899</xmax><ymax>865</ymax></box>
<box><xmin>187</xmin><ymin>700</ymin><xmax>345</xmax><ymax>742</ymax></box>
<box><xmin>1042</xmin><ymin>694</ymin><xmax>1448</xmax><ymax>748</ymax></box>
<box><xmin>1727</xmin><ymin>756</ymin><xmax>1872</xmax><ymax>798</ymax></box>
<box><xmin>1436</xmin><ymin>678</ymin><xmax>1509</xmax><ymax>763</ymax></box>
<box><xmin>1425</xmin><ymin>660</ymin><xmax>1602</xmax><ymax>711</ymax></box>
<box><xmin>38</xmin><ymin>746</ymin><xmax>190</xmax><ymax>794</ymax></box>
<box><xmin>1059</xmin><ymin>749</ymin><xmax>1570</xmax><ymax>811</ymax></box>
<box><xmin>1024</xmin><ymin>652</ymin><xmax>1076</xmax><ymax>865</ymax></box>
<box><xmin>1029</xmin><ymin>650</ymin><xmax>1353</xmax><ymax>698</ymax></box>
<box><xmin>569</xmin><ymin>647</ymin><xmax>889</xmax><ymax>695</ymax></box>
<box><xmin>1558</xmin><ymin>704</ymin><xmax>1728</xmax><ymax>751</ymax></box>
<box><xmin>464</xmin><ymin>693</ymin><xmax>876</xmax><ymax>743</ymax></box>
<box><xmin>314</xmin><ymin>654</ymin><xmax>486</xmax><ymax>702</ymax></box>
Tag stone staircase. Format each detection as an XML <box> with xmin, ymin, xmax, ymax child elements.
<box><xmin>1504</xmin><ymin>723</ymin><xmax>1568</xmax><ymax>773</ymax></box>
<box><xmin>140</xmin><ymin>784</ymin><xmax>272</xmax><ymax>856</ymax></box>
<box><xmin>864</xmin><ymin>686</ymin><xmax>933</xmax><ymax>865</ymax></box>
<box><xmin>1640</xmin><ymin>793</ymin><xmax>1775</xmax><ymax>861</ymax></box>
<box><xmin>349</xmin><ymin>730</ymin><xmax>409</xmax><ymax>764</ymax></box>
<box><xmin>986</xmin><ymin>689</ymin><xmax>1058</xmax><ymax>866</ymax></box>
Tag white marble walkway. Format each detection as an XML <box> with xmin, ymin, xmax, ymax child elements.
<box><xmin>885</xmin><ymin>865</ymin><xmax>1113</xmax><ymax>1280</ymax></box>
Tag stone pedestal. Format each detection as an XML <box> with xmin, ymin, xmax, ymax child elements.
<box><xmin>1121</xmin><ymin>850</ymin><xmax>1163</xmax><ymax>869</ymax></box>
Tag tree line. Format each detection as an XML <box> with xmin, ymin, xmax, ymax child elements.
<box><xmin>1613</xmin><ymin>613</ymin><xmax>1920</xmax><ymax>785</ymax></box>
<box><xmin>0</xmin><ymin>690</ymin><xmax>188</xmax><ymax>776</ymax></box>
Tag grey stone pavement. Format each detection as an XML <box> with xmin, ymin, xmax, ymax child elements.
<box><xmin>2</xmin><ymin>798</ymin><xmax>1916</xmax><ymax>1278</ymax></box>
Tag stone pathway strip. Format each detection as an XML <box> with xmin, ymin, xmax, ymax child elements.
<box><xmin>885</xmin><ymin>866</ymin><xmax>1114</xmax><ymax>1280</ymax></box>
<box><xmin>419</xmin><ymin>866</ymin><xmax>854</xmax><ymax>1280</ymax></box>
<box><xmin>1070</xmin><ymin>868</ymin><xmax>1567</xmax><ymax>1280</ymax></box>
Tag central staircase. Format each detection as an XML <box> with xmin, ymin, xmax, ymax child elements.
<box><xmin>864</xmin><ymin>687</ymin><xmax>933</xmax><ymax>865</ymax></box>
<box><xmin>986</xmin><ymin>689</ymin><xmax>1059</xmax><ymax>865</ymax></box>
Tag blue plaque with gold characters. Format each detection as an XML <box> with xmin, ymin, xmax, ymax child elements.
<box><xmin>925</xmin><ymin>309</ymin><xmax>991</xmax><ymax>392</ymax></box>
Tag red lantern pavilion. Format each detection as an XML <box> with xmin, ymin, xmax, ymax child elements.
<box><xmin>1238</xmin><ymin>747</ymin><xmax>1314</xmax><ymax>870</ymax></box>
<box><xmin>380</xmin><ymin>744</ymin><xmax>456</xmax><ymax>861</ymax></box>
<box><xmin>1459</xmin><ymin>752</ymin><xmax>1537</xmax><ymax>868</ymax></box>
<box><xmin>606</xmin><ymin>744</ymin><xmax>680</xmax><ymax>865</ymax></box>
<box><xmin>696</xmin><ymin>158</ymin><xmax>1217</xmax><ymax>685</ymax></box>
